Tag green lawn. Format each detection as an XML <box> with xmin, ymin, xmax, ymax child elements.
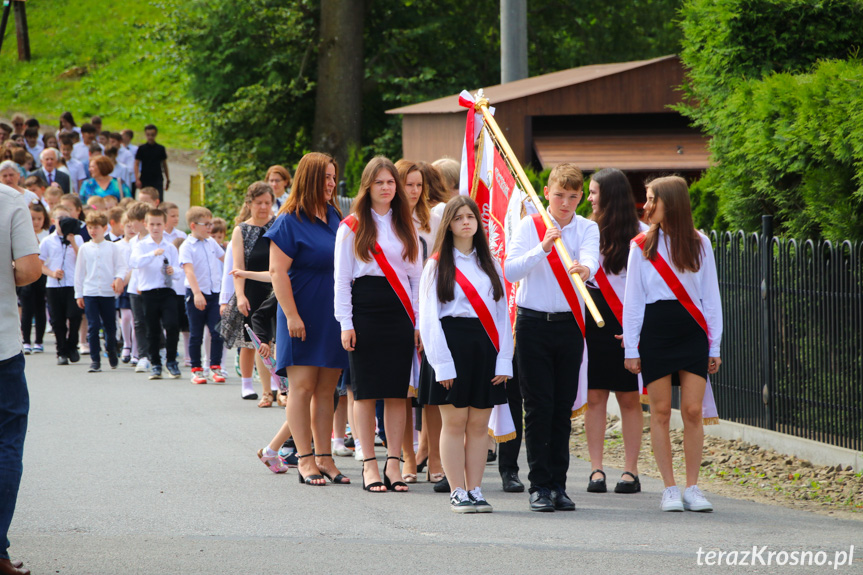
<box><xmin>0</xmin><ymin>0</ymin><xmax>200</xmax><ymax>150</ymax></box>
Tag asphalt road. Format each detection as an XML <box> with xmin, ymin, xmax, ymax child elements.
<box><xmin>10</xmin><ymin>350</ymin><xmax>863</xmax><ymax>575</ymax></box>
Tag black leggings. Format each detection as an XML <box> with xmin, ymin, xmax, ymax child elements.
<box><xmin>18</xmin><ymin>275</ymin><xmax>47</xmax><ymax>345</ymax></box>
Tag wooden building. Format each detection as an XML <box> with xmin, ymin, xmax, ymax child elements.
<box><xmin>386</xmin><ymin>55</ymin><xmax>709</xmax><ymax>199</ymax></box>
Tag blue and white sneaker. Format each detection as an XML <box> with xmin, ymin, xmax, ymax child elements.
<box><xmin>278</xmin><ymin>446</ymin><xmax>298</xmax><ymax>468</ymax></box>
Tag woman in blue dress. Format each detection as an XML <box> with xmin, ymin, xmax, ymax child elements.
<box><xmin>257</xmin><ymin>152</ymin><xmax>350</xmax><ymax>485</ymax></box>
<box><xmin>79</xmin><ymin>155</ymin><xmax>130</xmax><ymax>203</ymax></box>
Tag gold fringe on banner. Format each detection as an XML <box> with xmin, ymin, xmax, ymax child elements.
<box><xmin>640</xmin><ymin>394</ymin><xmax>651</xmax><ymax>405</ymax></box>
<box><xmin>703</xmin><ymin>417</ymin><xmax>719</xmax><ymax>426</ymax></box>
<box><xmin>488</xmin><ymin>428</ymin><xmax>517</xmax><ymax>443</ymax></box>
<box><xmin>570</xmin><ymin>405</ymin><xmax>587</xmax><ymax>419</ymax></box>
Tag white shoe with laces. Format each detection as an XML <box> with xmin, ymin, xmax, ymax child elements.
<box><xmin>683</xmin><ymin>485</ymin><xmax>714</xmax><ymax>512</ymax></box>
<box><xmin>661</xmin><ymin>485</ymin><xmax>684</xmax><ymax>512</ymax></box>
<box><xmin>135</xmin><ymin>357</ymin><xmax>151</xmax><ymax>373</ymax></box>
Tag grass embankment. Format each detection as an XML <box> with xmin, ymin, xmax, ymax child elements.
<box><xmin>0</xmin><ymin>0</ymin><xmax>199</xmax><ymax>149</ymax></box>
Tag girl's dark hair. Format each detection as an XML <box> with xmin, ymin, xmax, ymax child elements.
<box><xmin>431</xmin><ymin>196</ymin><xmax>503</xmax><ymax>303</ymax></box>
<box><xmin>591</xmin><ymin>168</ymin><xmax>640</xmax><ymax>275</ymax></box>
<box><xmin>29</xmin><ymin>202</ymin><xmax>50</xmax><ymax>231</ymax></box>
<box><xmin>351</xmin><ymin>156</ymin><xmax>418</xmax><ymax>263</ymax></box>
<box><xmin>642</xmin><ymin>176</ymin><xmax>702</xmax><ymax>272</ymax></box>
<box><xmin>60</xmin><ymin>111</ymin><xmax>77</xmax><ymax>129</ymax></box>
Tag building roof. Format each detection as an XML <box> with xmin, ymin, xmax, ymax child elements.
<box><xmin>387</xmin><ymin>55</ymin><xmax>678</xmax><ymax>115</ymax></box>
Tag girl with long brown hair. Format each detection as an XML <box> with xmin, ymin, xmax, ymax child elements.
<box><xmin>419</xmin><ymin>196</ymin><xmax>512</xmax><ymax>512</ymax></box>
<box><xmin>583</xmin><ymin>168</ymin><xmax>647</xmax><ymax>495</ymax></box>
<box><xmin>394</xmin><ymin>159</ymin><xmax>441</xmax><ymax>484</ymax></box>
<box><xmin>257</xmin><ymin>152</ymin><xmax>350</xmax><ymax>484</ymax></box>
<box><xmin>622</xmin><ymin>175</ymin><xmax>723</xmax><ymax>513</ymax></box>
<box><xmin>334</xmin><ymin>156</ymin><xmax>421</xmax><ymax>493</ymax></box>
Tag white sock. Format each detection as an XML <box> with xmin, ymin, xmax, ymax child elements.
<box><xmin>263</xmin><ymin>446</ymin><xmax>278</xmax><ymax>457</ymax></box>
<box><xmin>241</xmin><ymin>377</ymin><xmax>255</xmax><ymax>394</ymax></box>
<box><xmin>270</xmin><ymin>376</ymin><xmax>279</xmax><ymax>392</ymax></box>
<box><xmin>333</xmin><ymin>437</ymin><xmax>345</xmax><ymax>450</ymax></box>
<box><xmin>354</xmin><ymin>438</ymin><xmax>362</xmax><ymax>451</ymax></box>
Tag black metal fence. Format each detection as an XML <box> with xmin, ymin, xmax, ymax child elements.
<box><xmin>707</xmin><ymin>216</ymin><xmax>863</xmax><ymax>451</ymax></box>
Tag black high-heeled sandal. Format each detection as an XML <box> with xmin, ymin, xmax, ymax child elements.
<box><xmin>587</xmin><ymin>468</ymin><xmax>607</xmax><ymax>493</ymax></box>
<box><xmin>296</xmin><ymin>453</ymin><xmax>325</xmax><ymax>486</ymax></box>
<box><xmin>384</xmin><ymin>456</ymin><xmax>409</xmax><ymax>492</ymax></box>
<box><xmin>416</xmin><ymin>456</ymin><xmax>429</xmax><ymax>474</ymax></box>
<box><xmin>362</xmin><ymin>457</ymin><xmax>386</xmax><ymax>492</ymax></box>
<box><xmin>314</xmin><ymin>452</ymin><xmax>350</xmax><ymax>484</ymax></box>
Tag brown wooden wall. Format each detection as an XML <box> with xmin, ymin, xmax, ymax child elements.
<box><xmin>399</xmin><ymin>57</ymin><xmax>688</xmax><ymax>166</ymax></box>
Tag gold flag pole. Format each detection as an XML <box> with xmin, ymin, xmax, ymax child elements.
<box><xmin>473</xmin><ymin>92</ymin><xmax>605</xmax><ymax>328</ymax></box>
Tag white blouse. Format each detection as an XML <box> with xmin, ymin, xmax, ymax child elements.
<box><xmin>74</xmin><ymin>240</ymin><xmax>127</xmax><ymax>298</ymax></box>
<box><xmin>622</xmin><ymin>229</ymin><xmax>722</xmax><ymax>359</ymax></box>
<box><xmin>419</xmin><ymin>248</ymin><xmax>513</xmax><ymax>381</ymax></box>
<box><xmin>414</xmin><ymin>210</ymin><xmax>442</xmax><ymax>262</ymax></box>
<box><xmin>334</xmin><ymin>208</ymin><xmax>423</xmax><ymax>331</ymax></box>
<box><xmin>586</xmin><ymin>221</ymin><xmax>650</xmax><ymax>301</ymax></box>
<box><xmin>503</xmin><ymin>213</ymin><xmax>600</xmax><ymax>314</ymax></box>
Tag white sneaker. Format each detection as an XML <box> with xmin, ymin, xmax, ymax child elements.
<box><xmin>332</xmin><ymin>440</ymin><xmax>352</xmax><ymax>457</ymax></box>
<box><xmin>135</xmin><ymin>357</ymin><xmax>151</xmax><ymax>373</ymax></box>
<box><xmin>661</xmin><ymin>486</ymin><xmax>684</xmax><ymax>512</ymax></box>
<box><xmin>682</xmin><ymin>485</ymin><xmax>714</xmax><ymax>512</ymax></box>
<box><xmin>353</xmin><ymin>447</ymin><xmax>365</xmax><ymax>461</ymax></box>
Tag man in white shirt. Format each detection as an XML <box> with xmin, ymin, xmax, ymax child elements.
<box><xmin>40</xmin><ymin>206</ymin><xmax>86</xmax><ymax>364</ymax></box>
<box><xmin>58</xmin><ymin>135</ymin><xmax>86</xmax><ymax>194</ymax></box>
<box><xmin>72</xmin><ymin>124</ymin><xmax>103</xmax><ymax>176</ymax></box>
<box><xmin>74</xmin><ymin>212</ymin><xmax>127</xmax><ymax>372</ymax></box>
<box><xmin>503</xmin><ymin>163</ymin><xmax>599</xmax><ymax>513</ymax></box>
<box><xmin>130</xmin><ymin>208</ymin><xmax>182</xmax><ymax>380</ymax></box>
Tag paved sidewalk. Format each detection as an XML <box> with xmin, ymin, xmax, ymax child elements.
<box><xmin>10</xmin><ymin>352</ymin><xmax>863</xmax><ymax>574</ymax></box>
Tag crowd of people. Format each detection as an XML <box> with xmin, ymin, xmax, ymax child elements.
<box><xmin>5</xmin><ymin>111</ymin><xmax>723</xmax><ymax>531</ymax></box>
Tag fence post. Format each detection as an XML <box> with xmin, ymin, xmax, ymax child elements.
<box><xmin>760</xmin><ymin>215</ymin><xmax>774</xmax><ymax>430</ymax></box>
<box><xmin>189</xmin><ymin>173</ymin><xmax>205</xmax><ymax>207</ymax></box>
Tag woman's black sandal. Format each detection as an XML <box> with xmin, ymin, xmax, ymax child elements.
<box><xmin>314</xmin><ymin>452</ymin><xmax>350</xmax><ymax>484</ymax></box>
<box><xmin>296</xmin><ymin>453</ymin><xmax>326</xmax><ymax>486</ymax></box>
<box><xmin>587</xmin><ymin>468</ymin><xmax>607</xmax><ymax>493</ymax></box>
<box><xmin>362</xmin><ymin>457</ymin><xmax>386</xmax><ymax>492</ymax></box>
<box><xmin>384</xmin><ymin>456</ymin><xmax>409</xmax><ymax>492</ymax></box>
<box><xmin>614</xmin><ymin>471</ymin><xmax>641</xmax><ymax>494</ymax></box>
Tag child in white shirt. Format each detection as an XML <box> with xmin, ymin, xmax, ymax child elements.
<box><xmin>74</xmin><ymin>212</ymin><xmax>127</xmax><ymax>372</ymax></box>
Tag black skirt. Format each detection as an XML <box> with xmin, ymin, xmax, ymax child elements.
<box><xmin>585</xmin><ymin>286</ymin><xmax>638</xmax><ymax>392</ymax></box>
<box><xmin>419</xmin><ymin>317</ymin><xmax>506</xmax><ymax>409</ymax></box>
<box><xmin>348</xmin><ymin>276</ymin><xmax>414</xmax><ymax>400</ymax></box>
<box><xmin>640</xmin><ymin>299</ymin><xmax>708</xmax><ymax>386</ymax></box>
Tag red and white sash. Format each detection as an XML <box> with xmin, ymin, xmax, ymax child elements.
<box><xmin>593</xmin><ymin>267</ymin><xmax>623</xmax><ymax>327</ymax></box>
<box><xmin>342</xmin><ymin>214</ymin><xmax>415</xmax><ymax>327</ymax></box>
<box><xmin>530</xmin><ymin>214</ymin><xmax>586</xmax><ymax>337</ymax></box>
<box><xmin>530</xmin><ymin>213</ymin><xmax>588</xmax><ymax>417</ymax></box>
<box><xmin>633</xmin><ymin>232</ymin><xmax>719</xmax><ymax>424</ymax></box>
<box><xmin>430</xmin><ymin>253</ymin><xmax>499</xmax><ymax>352</ymax></box>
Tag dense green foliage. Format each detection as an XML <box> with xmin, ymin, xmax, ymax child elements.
<box><xmin>677</xmin><ymin>0</ymin><xmax>863</xmax><ymax>240</ymax></box>
<box><xmin>0</xmin><ymin>0</ymin><xmax>198</xmax><ymax>149</ymax></box>
<box><xmin>169</xmin><ymin>0</ymin><xmax>683</xmax><ymax>219</ymax></box>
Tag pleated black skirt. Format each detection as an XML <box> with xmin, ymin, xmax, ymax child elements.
<box><xmin>348</xmin><ymin>276</ymin><xmax>414</xmax><ymax>400</ymax></box>
<box><xmin>640</xmin><ymin>299</ymin><xmax>708</xmax><ymax>386</ymax></box>
<box><xmin>585</xmin><ymin>286</ymin><xmax>638</xmax><ymax>392</ymax></box>
<box><xmin>419</xmin><ymin>317</ymin><xmax>506</xmax><ymax>409</ymax></box>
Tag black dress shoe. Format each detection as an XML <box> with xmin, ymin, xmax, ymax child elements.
<box><xmin>614</xmin><ymin>471</ymin><xmax>642</xmax><ymax>494</ymax></box>
<box><xmin>56</xmin><ymin>355</ymin><xmax>69</xmax><ymax>366</ymax></box>
<box><xmin>587</xmin><ymin>468</ymin><xmax>607</xmax><ymax>493</ymax></box>
<box><xmin>501</xmin><ymin>470</ymin><xmax>525</xmax><ymax>493</ymax></box>
<box><xmin>551</xmin><ymin>488</ymin><xmax>576</xmax><ymax>511</ymax></box>
<box><xmin>433</xmin><ymin>476</ymin><xmax>450</xmax><ymax>493</ymax></box>
<box><xmin>529</xmin><ymin>488</ymin><xmax>555</xmax><ymax>512</ymax></box>
<box><xmin>486</xmin><ymin>448</ymin><xmax>497</xmax><ymax>463</ymax></box>
<box><xmin>68</xmin><ymin>348</ymin><xmax>81</xmax><ymax>363</ymax></box>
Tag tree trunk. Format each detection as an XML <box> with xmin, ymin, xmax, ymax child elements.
<box><xmin>313</xmin><ymin>0</ymin><xmax>364</xmax><ymax>176</ymax></box>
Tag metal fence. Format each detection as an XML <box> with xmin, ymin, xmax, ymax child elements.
<box><xmin>705</xmin><ymin>216</ymin><xmax>863</xmax><ymax>451</ymax></box>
